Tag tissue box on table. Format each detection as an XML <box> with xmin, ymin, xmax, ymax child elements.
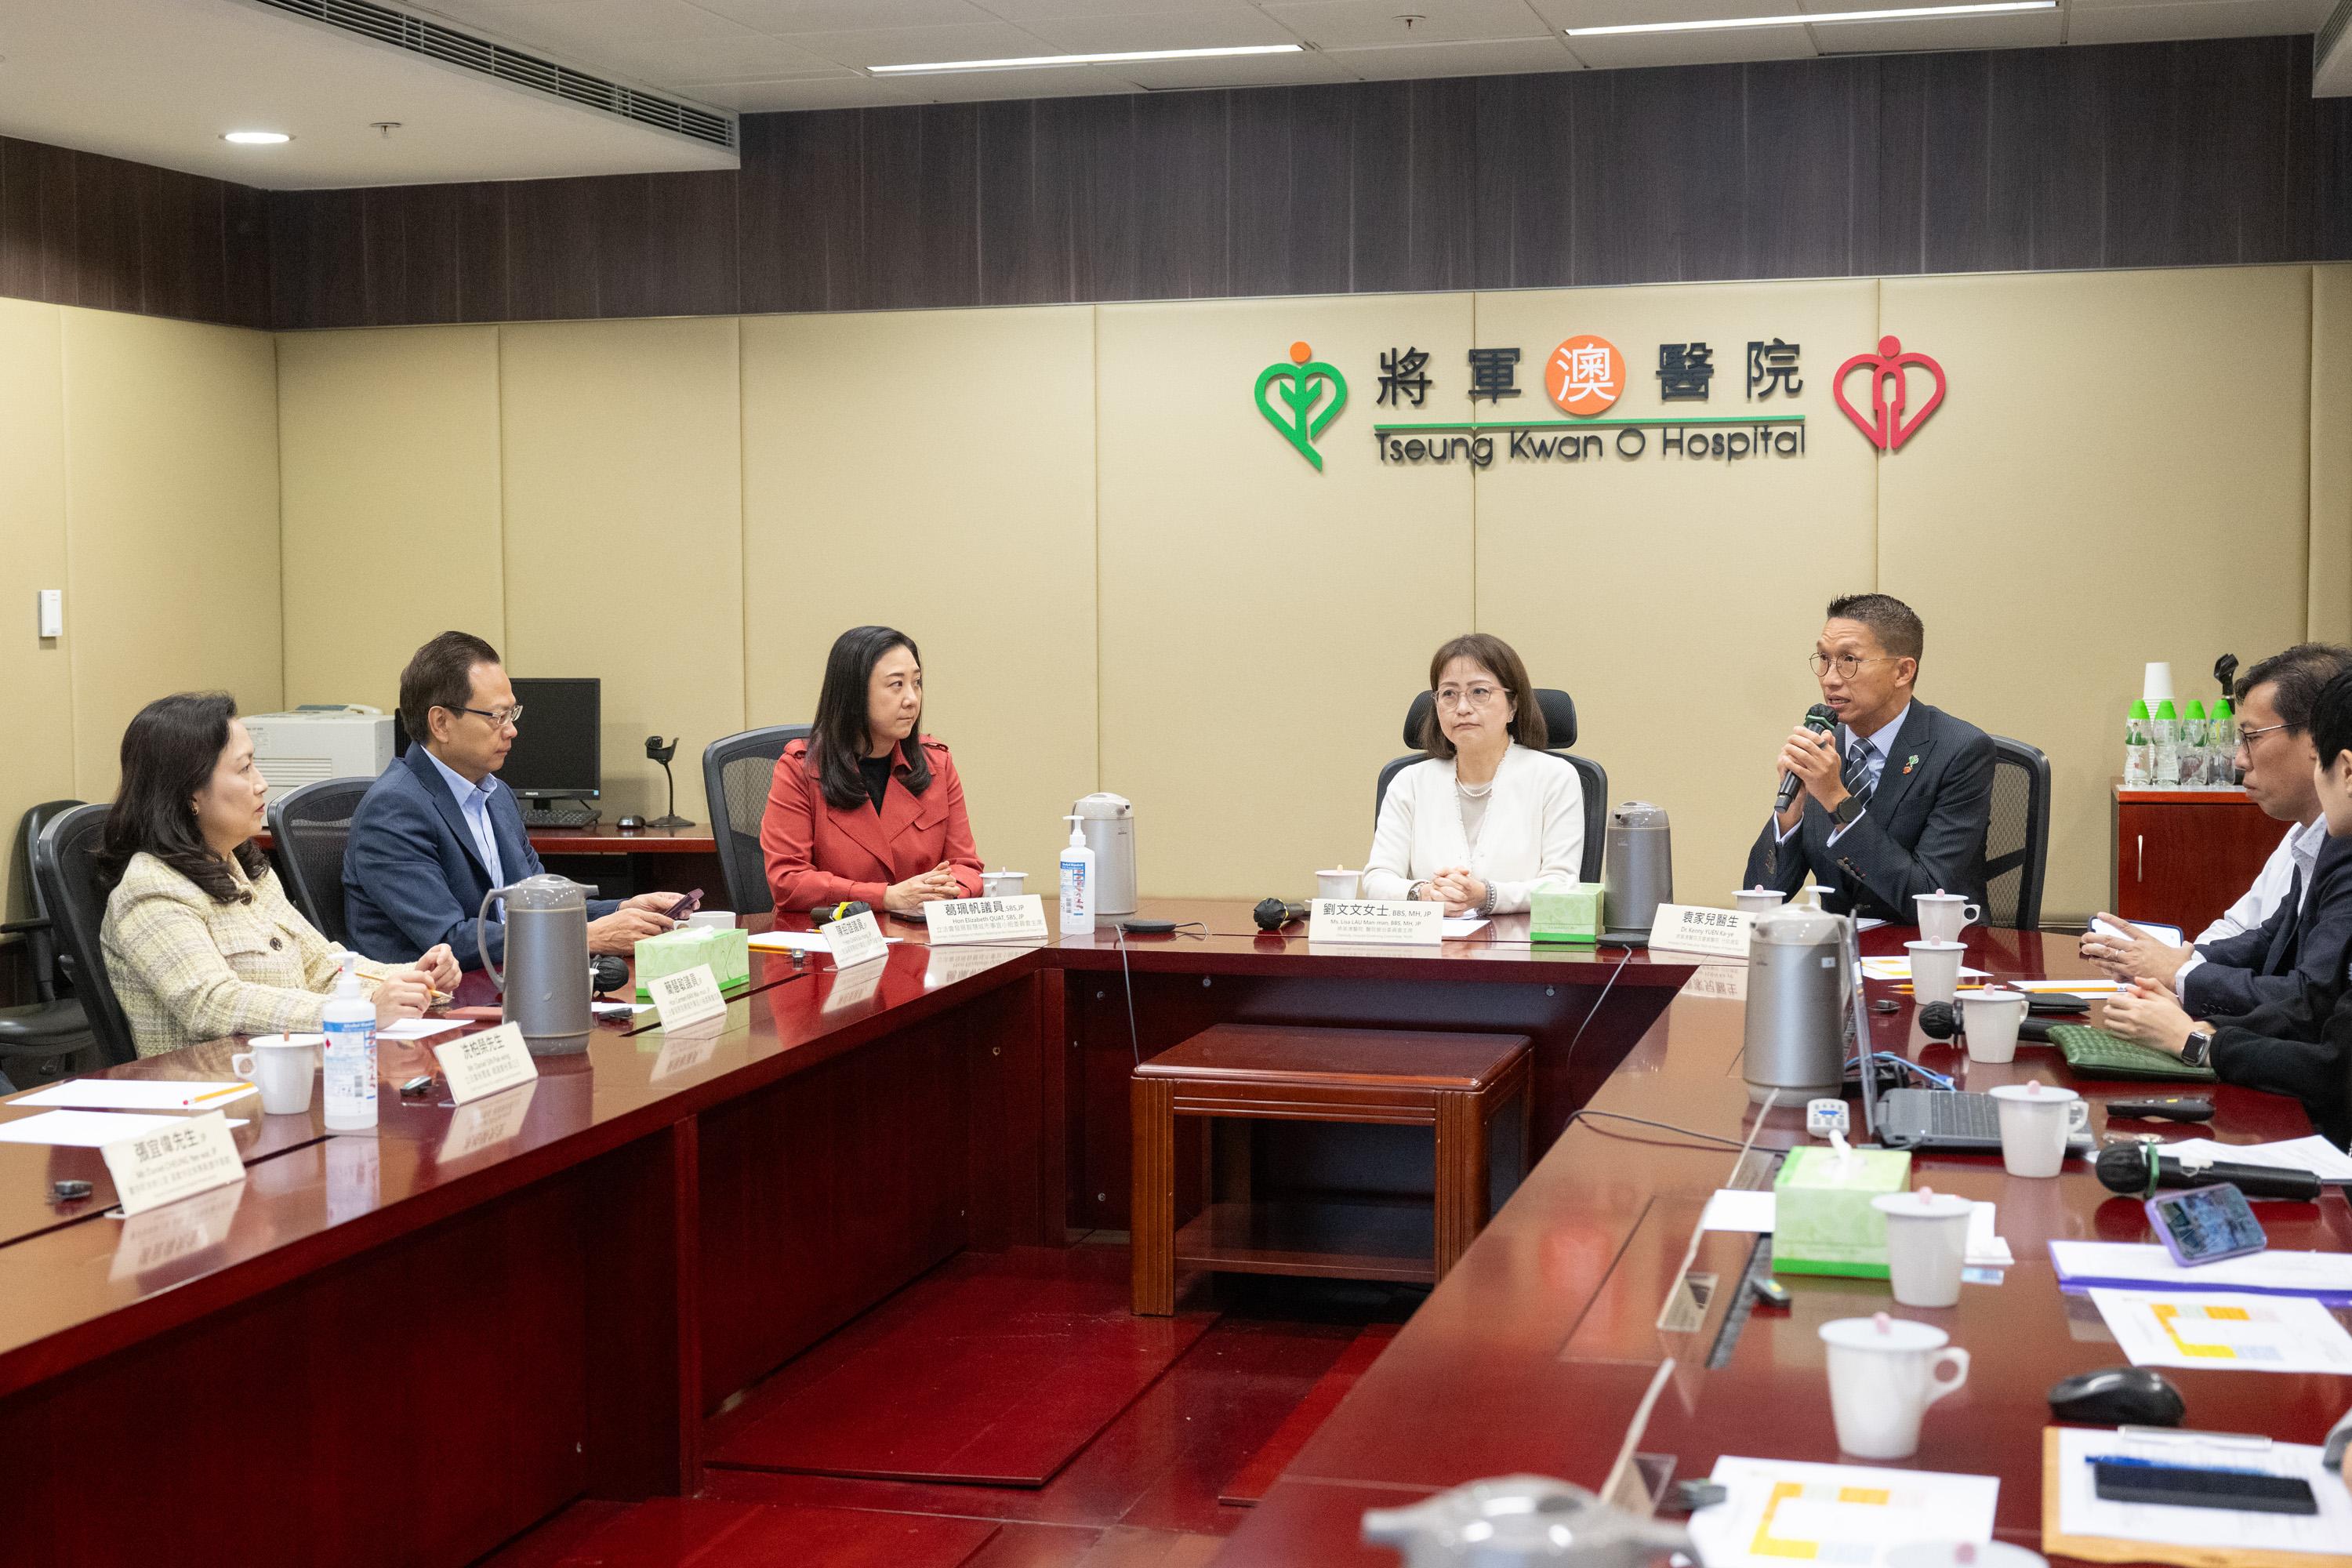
<box><xmin>1528</xmin><ymin>883</ymin><xmax>1604</xmax><ymax>944</ymax></box>
<box><xmin>633</xmin><ymin>925</ymin><xmax>751</xmax><ymax>1000</ymax></box>
<box><xmin>1773</xmin><ymin>1144</ymin><xmax>1912</xmax><ymax>1279</ymax></box>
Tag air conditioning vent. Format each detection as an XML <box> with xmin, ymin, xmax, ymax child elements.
<box><xmin>2319</xmin><ymin>0</ymin><xmax>2352</xmax><ymax>96</ymax></box>
<box><xmin>245</xmin><ymin>0</ymin><xmax>739</xmax><ymax>151</ymax></box>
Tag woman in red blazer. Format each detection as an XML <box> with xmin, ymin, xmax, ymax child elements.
<box><xmin>760</xmin><ymin>626</ymin><xmax>985</xmax><ymax>916</ymax></box>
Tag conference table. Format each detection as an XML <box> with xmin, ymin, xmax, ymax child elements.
<box><xmin>0</xmin><ymin>902</ymin><xmax>2343</xmax><ymax>1567</ymax></box>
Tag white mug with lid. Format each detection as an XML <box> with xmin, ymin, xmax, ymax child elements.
<box><xmin>1871</xmin><ymin>1186</ymin><xmax>1974</xmax><ymax>1308</ymax></box>
<box><xmin>235</xmin><ymin>1033</ymin><xmax>322</xmax><ymax>1116</ymax></box>
<box><xmin>1988</xmin><ymin>1080</ymin><xmax>2079</xmax><ymax>1178</ymax></box>
<box><xmin>1317</xmin><ymin>867</ymin><xmax>1362</xmax><ymax>902</ymax></box>
<box><xmin>1819</xmin><ymin>1312</ymin><xmax>1970</xmax><ymax>1458</ymax></box>
<box><xmin>1914</xmin><ymin>891</ymin><xmax>1981</xmax><ymax>944</ymax></box>
<box><xmin>1958</xmin><ymin>988</ymin><xmax>2029</xmax><ymax>1065</ymax></box>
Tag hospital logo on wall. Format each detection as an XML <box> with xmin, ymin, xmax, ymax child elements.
<box><xmin>1543</xmin><ymin>335</ymin><xmax>1624</xmax><ymax>416</ymax></box>
<box><xmin>1254</xmin><ymin>340</ymin><xmax>1348</xmax><ymax>470</ymax></box>
<box><xmin>1834</xmin><ymin>336</ymin><xmax>1946</xmax><ymax>452</ymax></box>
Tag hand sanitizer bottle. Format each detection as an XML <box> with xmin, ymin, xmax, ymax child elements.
<box><xmin>2151</xmin><ymin>698</ymin><xmax>2180</xmax><ymax>789</ymax></box>
<box><xmin>321</xmin><ymin>952</ymin><xmax>378</xmax><ymax>1131</ymax></box>
<box><xmin>1058</xmin><ymin>814</ymin><xmax>1096</xmax><ymax>936</ymax></box>
<box><xmin>2123</xmin><ymin>699</ymin><xmax>2152</xmax><ymax>788</ymax></box>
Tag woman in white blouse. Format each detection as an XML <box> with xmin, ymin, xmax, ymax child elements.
<box><xmin>1362</xmin><ymin>633</ymin><xmax>1584</xmax><ymax>917</ymax></box>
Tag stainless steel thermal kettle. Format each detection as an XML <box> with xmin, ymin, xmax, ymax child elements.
<box><xmin>1071</xmin><ymin>792</ymin><xmax>1137</xmax><ymax>916</ymax></box>
<box><xmin>477</xmin><ymin>873</ymin><xmax>593</xmax><ymax>1055</ymax></box>
<box><xmin>1361</xmin><ymin>1475</ymin><xmax>1689</xmax><ymax>1568</ymax></box>
<box><xmin>1742</xmin><ymin>893</ymin><xmax>1852</xmax><ymax>1106</ymax></box>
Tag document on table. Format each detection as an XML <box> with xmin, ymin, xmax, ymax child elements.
<box><xmin>2089</xmin><ymin>1287</ymin><xmax>2352</xmax><ymax>1374</ymax></box>
<box><xmin>13</xmin><ymin>1079</ymin><xmax>256</xmax><ymax>1112</ymax></box>
<box><xmin>0</xmin><ymin>1110</ymin><xmax>249</xmax><ymax>1147</ymax></box>
<box><xmin>1439</xmin><ymin>917</ymin><xmax>1490</xmax><ymax>937</ymax></box>
<box><xmin>1860</xmin><ymin>956</ymin><xmax>1991</xmax><ymax>982</ymax></box>
<box><xmin>2162</xmin><ymin>1134</ymin><xmax>2352</xmax><ymax>1185</ymax></box>
<box><xmin>2051</xmin><ymin>1425</ymin><xmax>2352</xmax><ymax>1558</ymax></box>
<box><xmin>748</xmin><ymin>930</ymin><xmax>903</xmax><ymax>955</ymax></box>
<box><xmin>1689</xmin><ymin>1456</ymin><xmax>1997</xmax><ymax>1568</ymax></box>
<box><xmin>376</xmin><ymin>1017</ymin><xmax>467</xmax><ymax>1041</ymax></box>
<box><xmin>2053</xmin><ymin>1240</ymin><xmax>2352</xmax><ymax>1298</ymax></box>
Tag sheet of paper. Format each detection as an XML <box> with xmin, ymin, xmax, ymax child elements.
<box><xmin>2054</xmin><ymin>1425</ymin><xmax>2352</xmax><ymax>1555</ymax></box>
<box><xmin>14</xmin><ymin>1080</ymin><xmax>255</xmax><ymax>1112</ymax></box>
<box><xmin>2089</xmin><ymin>1287</ymin><xmax>2352</xmax><ymax>1374</ymax></box>
<box><xmin>2053</xmin><ymin>1240</ymin><xmax>2352</xmax><ymax>1297</ymax></box>
<box><xmin>1700</xmin><ymin>1189</ymin><xmax>1777</xmax><ymax>1233</ymax></box>
<box><xmin>1689</xmin><ymin>1456</ymin><xmax>1998</xmax><ymax>1568</ymax></box>
<box><xmin>2162</xmin><ymin>1134</ymin><xmax>2352</xmax><ymax>1185</ymax></box>
<box><xmin>1965</xmin><ymin>1202</ymin><xmax>2013</xmax><ymax>1268</ymax></box>
<box><xmin>0</xmin><ymin>1110</ymin><xmax>248</xmax><ymax>1147</ymax></box>
<box><xmin>1860</xmin><ymin>957</ymin><xmax>1991</xmax><ymax>982</ymax></box>
<box><xmin>376</xmin><ymin>1017</ymin><xmax>466</xmax><ymax>1041</ymax></box>
<box><xmin>747</xmin><ymin>929</ymin><xmax>903</xmax><ymax>956</ymax></box>
<box><xmin>1439</xmin><ymin>917</ymin><xmax>1490</xmax><ymax>938</ymax></box>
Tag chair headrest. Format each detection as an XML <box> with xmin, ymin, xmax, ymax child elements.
<box><xmin>1403</xmin><ymin>688</ymin><xmax>1577</xmax><ymax>751</ymax></box>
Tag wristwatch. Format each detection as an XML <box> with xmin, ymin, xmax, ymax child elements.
<box><xmin>1829</xmin><ymin>793</ymin><xmax>1867</xmax><ymax>829</ymax></box>
<box><xmin>2180</xmin><ymin>1029</ymin><xmax>2215</xmax><ymax>1069</ymax></box>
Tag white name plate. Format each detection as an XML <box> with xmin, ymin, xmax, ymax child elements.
<box><xmin>101</xmin><ymin>1110</ymin><xmax>246</xmax><ymax>1218</ymax></box>
<box><xmin>433</xmin><ymin>1022</ymin><xmax>538</xmax><ymax>1105</ymax></box>
<box><xmin>1649</xmin><ymin>903</ymin><xmax>1753</xmax><ymax>958</ymax></box>
<box><xmin>1308</xmin><ymin>898</ymin><xmax>1443</xmax><ymax>946</ymax></box>
<box><xmin>927</xmin><ymin>894</ymin><xmax>1050</xmax><ymax>946</ymax></box>
<box><xmin>826</xmin><ymin>910</ymin><xmax>891</xmax><ymax>969</ymax></box>
<box><xmin>649</xmin><ymin>962</ymin><xmax>729</xmax><ymax>1033</ymax></box>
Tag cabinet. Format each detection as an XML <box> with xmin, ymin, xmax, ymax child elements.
<box><xmin>2112</xmin><ymin>785</ymin><xmax>2282</xmax><ymax>935</ymax></box>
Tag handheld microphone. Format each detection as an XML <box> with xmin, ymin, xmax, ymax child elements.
<box><xmin>1917</xmin><ymin>1002</ymin><xmax>2056</xmax><ymax>1045</ymax></box>
<box><xmin>2093</xmin><ymin>1142</ymin><xmax>2321</xmax><ymax>1202</ymax></box>
<box><xmin>1775</xmin><ymin>703</ymin><xmax>1838</xmax><ymax>812</ymax></box>
<box><xmin>1253</xmin><ymin>897</ymin><xmax>1310</xmax><ymax>931</ymax></box>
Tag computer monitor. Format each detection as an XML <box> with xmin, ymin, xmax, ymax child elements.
<box><xmin>501</xmin><ymin>678</ymin><xmax>601</xmax><ymax>802</ymax></box>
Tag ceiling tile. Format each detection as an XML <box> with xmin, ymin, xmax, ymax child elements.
<box><xmin>679</xmin><ymin>72</ymin><xmax>931</xmax><ymax>108</ymax></box>
<box><xmin>1258</xmin><ymin>0</ymin><xmax>1556</xmax><ymax>48</ymax></box>
<box><xmin>779</xmin><ymin>20</ymin><xmax>1065</xmax><ymax>68</ymax></box>
<box><xmin>1562</xmin><ymin>21</ymin><xmax>1817</xmax><ymax>64</ymax></box>
<box><xmin>689</xmin><ymin>0</ymin><xmax>1010</xmax><ymax>30</ymax></box>
<box><xmin>975</xmin><ymin>0</ymin><xmax>1266</xmax><ymax>17</ymax></box>
<box><xmin>557</xmin><ymin>33</ymin><xmax>851</xmax><ymax>85</ymax></box>
<box><xmin>1531</xmin><ymin>0</ymin><xmax>1788</xmax><ymax>27</ymax></box>
<box><xmin>1109</xmin><ymin>45</ymin><xmax>1363</xmax><ymax>83</ymax></box>
<box><xmin>1323</xmin><ymin>35</ymin><xmax>1584</xmax><ymax>74</ymax></box>
<box><xmin>1813</xmin><ymin>9</ymin><xmax>2066</xmax><ymax>49</ymax></box>
<box><xmin>1011</xmin><ymin>9</ymin><xmax>1305</xmax><ymax>50</ymax></box>
<box><xmin>2068</xmin><ymin>0</ymin><xmax>2325</xmax><ymax>35</ymax></box>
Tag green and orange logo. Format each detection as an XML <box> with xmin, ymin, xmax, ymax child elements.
<box><xmin>1254</xmin><ymin>339</ymin><xmax>1348</xmax><ymax>470</ymax></box>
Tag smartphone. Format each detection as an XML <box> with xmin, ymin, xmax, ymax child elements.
<box><xmin>2146</xmin><ymin>1181</ymin><xmax>2267</xmax><ymax>1266</ymax></box>
<box><xmin>666</xmin><ymin>887</ymin><xmax>704</xmax><ymax>921</ymax></box>
<box><xmin>2090</xmin><ymin>916</ymin><xmax>2186</xmax><ymax>948</ymax></box>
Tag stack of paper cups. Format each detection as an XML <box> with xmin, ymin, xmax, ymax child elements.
<box><xmin>2143</xmin><ymin>662</ymin><xmax>2175</xmax><ymax>703</ymax></box>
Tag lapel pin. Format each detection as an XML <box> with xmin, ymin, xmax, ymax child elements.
<box><xmin>1903</xmin><ymin>753</ymin><xmax>1918</xmax><ymax>775</ymax></box>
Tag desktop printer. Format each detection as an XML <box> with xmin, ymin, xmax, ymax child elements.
<box><xmin>244</xmin><ymin>706</ymin><xmax>394</xmax><ymax>802</ymax></box>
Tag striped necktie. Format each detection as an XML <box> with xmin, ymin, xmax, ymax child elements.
<box><xmin>1842</xmin><ymin>738</ymin><xmax>1877</xmax><ymax>813</ymax></box>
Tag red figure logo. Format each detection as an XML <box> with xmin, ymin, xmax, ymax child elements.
<box><xmin>1833</xmin><ymin>336</ymin><xmax>1945</xmax><ymax>452</ymax></box>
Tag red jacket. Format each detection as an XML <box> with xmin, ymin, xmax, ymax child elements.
<box><xmin>760</xmin><ymin>736</ymin><xmax>984</xmax><ymax>913</ymax></box>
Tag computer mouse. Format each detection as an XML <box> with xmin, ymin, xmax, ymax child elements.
<box><xmin>2048</xmin><ymin>1366</ymin><xmax>2184</xmax><ymax>1427</ymax></box>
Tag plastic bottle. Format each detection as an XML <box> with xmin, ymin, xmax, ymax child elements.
<box><xmin>2123</xmin><ymin>699</ymin><xmax>2152</xmax><ymax>788</ymax></box>
<box><xmin>2208</xmin><ymin>696</ymin><xmax>2236</xmax><ymax>785</ymax></box>
<box><xmin>2151</xmin><ymin>698</ymin><xmax>2180</xmax><ymax>789</ymax></box>
<box><xmin>321</xmin><ymin>952</ymin><xmax>378</xmax><ymax>1131</ymax></box>
<box><xmin>1058</xmin><ymin>814</ymin><xmax>1096</xmax><ymax>935</ymax></box>
<box><xmin>2180</xmin><ymin>699</ymin><xmax>2206</xmax><ymax>786</ymax></box>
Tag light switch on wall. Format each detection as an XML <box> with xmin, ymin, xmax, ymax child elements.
<box><xmin>37</xmin><ymin>589</ymin><xmax>62</xmax><ymax>640</ymax></box>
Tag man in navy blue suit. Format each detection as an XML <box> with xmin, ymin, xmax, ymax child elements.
<box><xmin>344</xmin><ymin>631</ymin><xmax>677</xmax><ymax>971</ymax></box>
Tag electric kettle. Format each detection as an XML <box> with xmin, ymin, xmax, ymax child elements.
<box><xmin>477</xmin><ymin>873</ymin><xmax>594</xmax><ymax>1055</ymax></box>
<box><xmin>1743</xmin><ymin>893</ymin><xmax>1852</xmax><ymax>1105</ymax></box>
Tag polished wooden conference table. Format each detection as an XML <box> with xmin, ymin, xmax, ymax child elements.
<box><xmin>0</xmin><ymin>902</ymin><xmax>2343</xmax><ymax>1566</ymax></box>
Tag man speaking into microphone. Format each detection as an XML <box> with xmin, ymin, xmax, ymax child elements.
<box><xmin>1742</xmin><ymin>593</ymin><xmax>1996</xmax><ymax>923</ymax></box>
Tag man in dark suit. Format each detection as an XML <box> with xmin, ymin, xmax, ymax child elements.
<box><xmin>343</xmin><ymin>631</ymin><xmax>676</xmax><ymax>971</ymax></box>
<box><xmin>2085</xmin><ymin>643</ymin><xmax>2352</xmax><ymax>1019</ymax></box>
<box><xmin>1742</xmin><ymin>593</ymin><xmax>1995</xmax><ymax>924</ymax></box>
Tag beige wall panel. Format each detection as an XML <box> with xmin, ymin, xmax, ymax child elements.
<box><xmin>279</xmin><ymin>327</ymin><xmax>505</xmax><ymax>712</ymax></box>
<box><xmin>2313</xmin><ymin>265</ymin><xmax>2352</xmax><ymax>644</ymax></box>
<box><xmin>498</xmin><ymin>318</ymin><xmax>742</xmax><ymax>823</ymax></box>
<box><xmin>1880</xmin><ymin>267</ymin><xmax>2312</xmax><ymax>920</ymax></box>
<box><xmin>62</xmin><ymin>309</ymin><xmax>281</xmax><ymax>801</ymax></box>
<box><xmin>1098</xmin><ymin>295</ymin><xmax>1477</xmax><ymax>896</ymax></box>
<box><xmin>1474</xmin><ymin>279</ymin><xmax>1883</xmax><ymax>902</ymax></box>
<box><xmin>0</xmin><ymin>300</ymin><xmax>74</xmax><ymax>920</ymax></box>
<box><xmin>741</xmin><ymin>307</ymin><xmax>1096</xmax><ymax>895</ymax></box>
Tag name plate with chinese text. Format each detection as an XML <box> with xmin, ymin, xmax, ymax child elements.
<box><xmin>825</xmin><ymin>910</ymin><xmax>890</xmax><ymax>969</ymax></box>
<box><xmin>649</xmin><ymin>963</ymin><xmax>728</xmax><ymax>1033</ymax></box>
<box><xmin>927</xmin><ymin>894</ymin><xmax>1051</xmax><ymax>946</ymax></box>
<box><xmin>1308</xmin><ymin>898</ymin><xmax>1444</xmax><ymax>946</ymax></box>
<box><xmin>100</xmin><ymin>1110</ymin><xmax>245</xmax><ymax>1218</ymax></box>
<box><xmin>1649</xmin><ymin>904</ymin><xmax>1754</xmax><ymax>959</ymax></box>
<box><xmin>433</xmin><ymin>1023</ymin><xmax>537</xmax><ymax>1105</ymax></box>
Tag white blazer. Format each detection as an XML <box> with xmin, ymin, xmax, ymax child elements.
<box><xmin>1361</xmin><ymin>745</ymin><xmax>1585</xmax><ymax>913</ymax></box>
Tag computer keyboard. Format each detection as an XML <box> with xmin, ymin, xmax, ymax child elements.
<box><xmin>520</xmin><ymin>804</ymin><xmax>601</xmax><ymax>829</ymax></box>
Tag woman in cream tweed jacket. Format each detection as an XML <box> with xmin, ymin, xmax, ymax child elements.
<box><xmin>98</xmin><ymin>694</ymin><xmax>456</xmax><ymax>1058</ymax></box>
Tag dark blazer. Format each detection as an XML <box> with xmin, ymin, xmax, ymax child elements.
<box><xmin>758</xmin><ymin>736</ymin><xmax>984</xmax><ymax>913</ymax></box>
<box><xmin>1741</xmin><ymin>701</ymin><xmax>1996</xmax><ymax>924</ymax></box>
<box><xmin>342</xmin><ymin>745</ymin><xmax>620</xmax><ymax>971</ymax></box>
<box><xmin>2211</xmin><ymin>966</ymin><xmax>2352</xmax><ymax>1150</ymax></box>
<box><xmin>2183</xmin><ymin>832</ymin><xmax>2352</xmax><ymax>1020</ymax></box>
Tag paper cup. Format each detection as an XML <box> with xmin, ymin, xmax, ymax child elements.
<box><xmin>1734</xmin><ymin>888</ymin><xmax>1784</xmax><ymax>914</ymax></box>
<box><xmin>1913</xmin><ymin>892</ymin><xmax>1981</xmax><ymax>945</ymax></box>
<box><xmin>1905</xmin><ymin>940</ymin><xmax>1967</xmax><ymax>1006</ymax></box>
<box><xmin>1872</xmin><ymin>1188</ymin><xmax>1974</xmax><ymax>1308</ymax></box>
<box><xmin>1317</xmin><ymin>868</ymin><xmax>1362</xmax><ymax>902</ymax></box>
<box><xmin>1819</xmin><ymin>1314</ymin><xmax>1970</xmax><ymax>1460</ymax></box>
<box><xmin>1989</xmin><ymin>1081</ymin><xmax>2078</xmax><ymax>1178</ymax></box>
<box><xmin>686</xmin><ymin>909</ymin><xmax>736</xmax><ymax>931</ymax></box>
<box><xmin>1958</xmin><ymin>988</ymin><xmax>2028</xmax><ymax>1065</ymax></box>
<box><xmin>2143</xmin><ymin>662</ymin><xmax>2175</xmax><ymax>703</ymax></box>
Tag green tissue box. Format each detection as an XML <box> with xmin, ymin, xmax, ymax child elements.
<box><xmin>633</xmin><ymin>925</ymin><xmax>751</xmax><ymax>1000</ymax></box>
<box><xmin>1773</xmin><ymin>1144</ymin><xmax>1912</xmax><ymax>1279</ymax></box>
<box><xmin>1529</xmin><ymin>883</ymin><xmax>1604</xmax><ymax>944</ymax></box>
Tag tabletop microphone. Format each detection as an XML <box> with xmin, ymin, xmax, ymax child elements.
<box><xmin>1917</xmin><ymin>1002</ymin><xmax>2056</xmax><ymax>1045</ymax></box>
<box><xmin>809</xmin><ymin>901</ymin><xmax>872</xmax><ymax>927</ymax></box>
<box><xmin>1254</xmin><ymin>897</ymin><xmax>1310</xmax><ymax>931</ymax></box>
<box><xmin>2093</xmin><ymin>1142</ymin><xmax>2322</xmax><ymax>1202</ymax></box>
<box><xmin>1775</xmin><ymin>703</ymin><xmax>1838</xmax><ymax>813</ymax></box>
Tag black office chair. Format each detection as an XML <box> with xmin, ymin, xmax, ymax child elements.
<box><xmin>1374</xmin><ymin>688</ymin><xmax>1609</xmax><ymax>884</ymax></box>
<box><xmin>0</xmin><ymin>800</ymin><xmax>99</xmax><ymax>1083</ymax></box>
<box><xmin>1983</xmin><ymin>735</ymin><xmax>2051</xmax><ymax>931</ymax></box>
<box><xmin>701</xmin><ymin>724</ymin><xmax>812</xmax><ymax>916</ymax></box>
<box><xmin>33</xmin><ymin>804</ymin><xmax>136</xmax><ymax>1065</ymax></box>
<box><xmin>267</xmin><ymin>776</ymin><xmax>376</xmax><ymax>947</ymax></box>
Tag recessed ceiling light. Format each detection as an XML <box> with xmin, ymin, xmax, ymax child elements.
<box><xmin>222</xmin><ymin>130</ymin><xmax>292</xmax><ymax>145</ymax></box>
<box><xmin>869</xmin><ymin>43</ymin><xmax>1302</xmax><ymax>76</ymax></box>
<box><xmin>1565</xmin><ymin>1</ymin><xmax>2053</xmax><ymax>37</ymax></box>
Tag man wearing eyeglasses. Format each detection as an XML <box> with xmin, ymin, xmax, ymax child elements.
<box><xmin>343</xmin><ymin>630</ymin><xmax>678</xmax><ymax>971</ymax></box>
<box><xmin>2084</xmin><ymin>643</ymin><xmax>2352</xmax><ymax>1018</ymax></box>
<box><xmin>1742</xmin><ymin>593</ymin><xmax>1995</xmax><ymax>923</ymax></box>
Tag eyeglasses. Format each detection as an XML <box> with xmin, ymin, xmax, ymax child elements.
<box><xmin>450</xmin><ymin>704</ymin><xmax>524</xmax><ymax>729</ymax></box>
<box><xmin>2234</xmin><ymin>720</ymin><xmax>2289</xmax><ymax>751</ymax></box>
<box><xmin>1809</xmin><ymin>652</ymin><xmax>1893</xmax><ymax>679</ymax></box>
<box><xmin>1436</xmin><ymin>684</ymin><xmax>1506</xmax><ymax>710</ymax></box>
